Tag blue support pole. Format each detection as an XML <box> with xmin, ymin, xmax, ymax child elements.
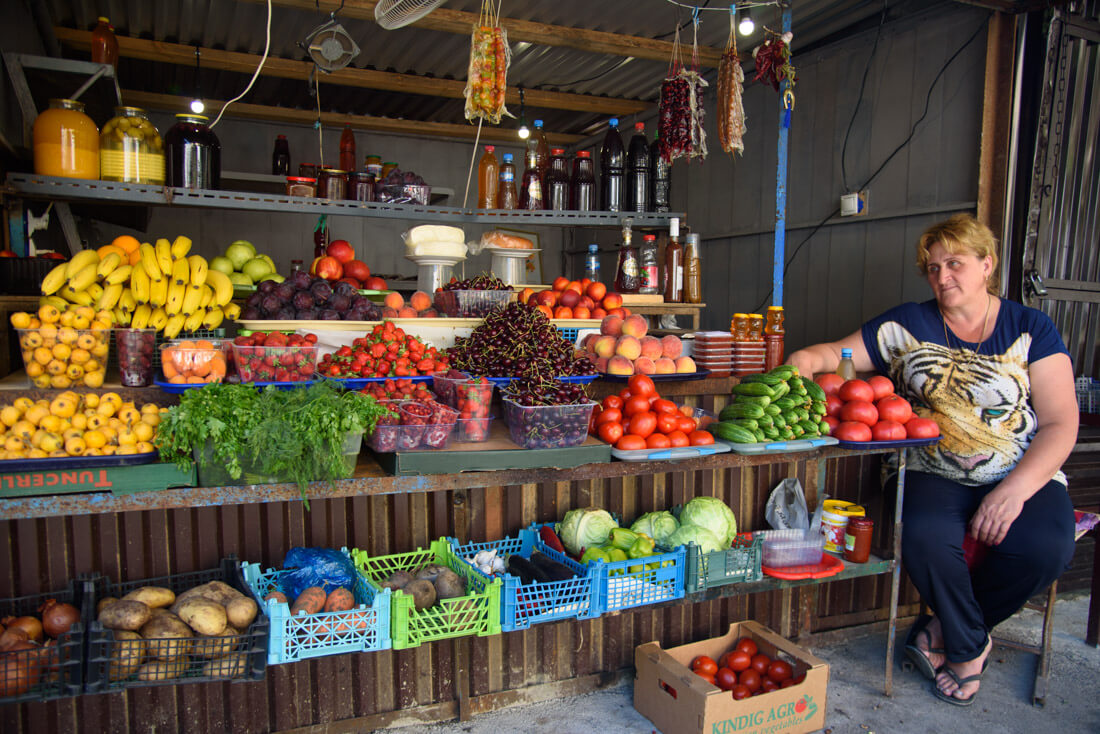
<box><xmin>773</xmin><ymin>6</ymin><xmax>793</xmax><ymax>308</ymax></box>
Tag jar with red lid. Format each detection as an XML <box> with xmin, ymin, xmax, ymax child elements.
<box><xmin>286</xmin><ymin>176</ymin><xmax>316</xmax><ymax>197</ymax></box>
<box><xmin>844</xmin><ymin>517</ymin><xmax>874</xmax><ymax>563</ymax></box>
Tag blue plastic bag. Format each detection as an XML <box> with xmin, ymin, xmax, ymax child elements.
<box><xmin>281</xmin><ymin>547</ymin><xmax>356</xmax><ymax>599</ymax></box>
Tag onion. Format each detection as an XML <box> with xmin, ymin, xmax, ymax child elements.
<box><xmin>0</xmin><ymin>626</ymin><xmax>30</xmax><ymax>651</ymax></box>
<box><xmin>1</xmin><ymin>615</ymin><xmax>42</xmax><ymax>643</ymax></box>
<box><xmin>0</xmin><ymin>640</ymin><xmax>41</xmax><ymax>697</ymax></box>
<box><xmin>39</xmin><ymin>599</ymin><xmax>80</xmax><ymax>638</ymax></box>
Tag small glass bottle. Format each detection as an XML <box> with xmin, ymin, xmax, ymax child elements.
<box><xmin>498</xmin><ymin>153</ymin><xmax>518</xmax><ymax>209</ymax></box>
<box><xmin>477</xmin><ymin>145</ymin><xmax>499</xmax><ymax>209</ymax></box>
<box><xmin>91</xmin><ymin>17</ymin><xmax>119</xmax><ymax>69</ymax></box>
<box><xmin>339</xmin><ymin>125</ymin><xmax>356</xmax><ymax>173</ymax></box>
<box><xmin>520</xmin><ymin>149</ymin><xmax>544</xmax><ymax>210</ymax></box>
<box><xmin>272</xmin><ymin>135</ymin><xmax>290</xmax><ymax>175</ymax></box>
<box><xmin>683</xmin><ymin>233</ymin><xmax>702</xmax><ymax>303</ymax></box>
<box><xmin>638</xmin><ymin>234</ymin><xmax>659</xmax><ymax>294</ymax></box>
<box><xmin>663</xmin><ymin>217</ymin><xmax>683</xmax><ymax>302</ymax></box>
<box><xmin>584</xmin><ymin>243</ymin><xmax>601</xmax><ymax>283</ymax></box>
<box><xmin>546</xmin><ymin>148</ymin><xmax>570</xmax><ymax>211</ymax></box>
<box><xmin>570</xmin><ymin>151</ymin><xmax>596</xmax><ymax>211</ymax></box>
<box><xmin>614</xmin><ymin>220</ymin><xmax>640</xmax><ymax>294</ymax></box>
<box><xmin>837</xmin><ymin>347</ymin><xmax>858</xmax><ymax>380</ymax></box>
<box><xmin>290</xmin><ymin>259</ymin><xmax>304</xmax><ymax>273</ymax></box>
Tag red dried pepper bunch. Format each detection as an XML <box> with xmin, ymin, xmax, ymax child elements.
<box><xmin>752</xmin><ymin>32</ymin><xmax>796</xmax><ymax>92</ymax></box>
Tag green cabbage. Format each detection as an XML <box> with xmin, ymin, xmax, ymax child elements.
<box><xmin>630</xmin><ymin>511</ymin><xmax>680</xmax><ymax>546</ymax></box>
<box><xmin>680</xmin><ymin>496</ymin><xmax>737</xmax><ymax>547</ymax></box>
<box><xmin>667</xmin><ymin>525</ymin><xmax>723</xmax><ymax>554</ymax></box>
<box><xmin>557</xmin><ymin>507</ymin><xmax>618</xmax><ymax>556</ymax></box>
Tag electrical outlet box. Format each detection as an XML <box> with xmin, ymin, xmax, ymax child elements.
<box><xmin>840</xmin><ymin>190</ymin><xmax>868</xmax><ymax>217</ymax></box>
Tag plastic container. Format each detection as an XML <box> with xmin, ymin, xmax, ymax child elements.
<box><xmin>454</xmin><ymin>378</ymin><xmax>494</xmax><ymax>419</ymax></box>
<box><xmin>165</xmin><ymin>114</ymin><xmax>220</xmax><ymax>189</ymax></box>
<box><xmin>497</xmin><ymin>153</ymin><xmax>518</xmax><ymax>209</ymax></box>
<box><xmin>241</xmin><ymin>549</ymin><xmax>391</xmax><ymax>664</ymax></box>
<box><xmin>99</xmin><ymin>106</ymin><xmax>165</xmax><ymax>184</ymax></box>
<box><xmin>765</xmin><ymin>334</ymin><xmax>785</xmax><ymax>371</ymax></box>
<box><xmin>33</xmin><ymin>99</ymin><xmax>99</xmax><ymax>179</ymax></box>
<box><xmin>593</xmin><ymin>540</ymin><xmax>686</xmax><ymax>613</ymax></box>
<box><xmin>650</xmin><ymin>130</ymin><xmax>670</xmax><ymax>212</ymax></box>
<box><xmin>431</xmin><ymin>370</ymin><xmax>471</xmax><ymax>407</ymax></box>
<box><xmin>676</xmin><ymin>533</ymin><xmax>762</xmax><ymax>595</ymax></box>
<box><xmin>91</xmin><ymin>17</ymin><xmax>119</xmax><ymax>68</ymax></box>
<box><xmin>84</xmin><ymin>558</ymin><xmax>268</xmax><ymax>691</ymax></box>
<box><xmin>600</xmin><ymin>118</ymin><xmax>625</xmax><ymax>211</ymax></box>
<box><xmin>546</xmin><ymin>148</ymin><xmax>570</xmax><ymax>211</ymax></box>
<box><xmin>17</xmin><ymin>326</ymin><xmax>110</xmax><ymax>389</ymax></box>
<box><xmin>755</xmin><ymin>529</ymin><xmax>827</xmax><ymax>567</ymax></box>
<box><xmin>339</xmin><ymin>124</ymin><xmax>356</xmax><ymax>173</ymax></box>
<box><xmin>626</xmin><ymin>122</ymin><xmax>650</xmax><ymax>212</ymax></box>
<box><xmin>116</xmin><ymin>327</ymin><xmax>157</xmax><ymax>386</ymax></box>
<box><xmin>837</xmin><ymin>348</ymin><xmax>857</xmax><ymax>381</ymax></box>
<box><xmin>519</xmin><ymin>149</ymin><xmax>544</xmax><ymax>210</ymax></box>
<box><xmin>159</xmin><ymin>338</ymin><xmax>231</xmax><ymax>385</ymax></box>
<box><xmin>454</xmin><ymin>414</ymin><xmax>496</xmax><ymax>442</ymax></box>
<box><xmin>449</xmin><ymin>524</ymin><xmax>599</xmax><ymax>631</ymax></box>
<box><xmin>502</xmin><ymin>399</ymin><xmax>596</xmax><ymax>449</ymax></box>
<box><xmin>378</xmin><ymin>183</ymin><xmax>431</xmax><ymax>205</ymax></box>
<box><xmin>584</xmin><ymin>243</ymin><xmax>601</xmax><ymax>282</ymax></box>
<box><xmin>821</xmin><ymin>500</ymin><xmax>866</xmax><ymax>553</ymax></box>
<box><xmin>477</xmin><ymin>145</ymin><xmax>499</xmax><ymax>209</ymax></box>
<box><xmin>232</xmin><ymin>342</ymin><xmax>317</xmax><ymax>383</ymax></box>
<box><xmin>366</xmin><ymin>401</ymin><xmax>457</xmax><ymax>451</ymax></box>
<box><xmin>354</xmin><ymin>539</ymin><xmax>502</xmax><ymax>650</ymax></box>
<box><xmin>765</xmin><ymin>305</ymin><xmax>785</xmax><ymax>335</ymax></box>
<box><xmin>432</xmin><ymin>289</ymin><xmax>513</xmax><ymax>318</ymax></box>
<box><xmin>0</xmin><ymin>580</ymin><xmax>88</xmax><ymax>704</ymax></box>
<box><xmin>570</xmin><ymin>150</ymin><xmax>596</xmax><ymax>210</ymax></box>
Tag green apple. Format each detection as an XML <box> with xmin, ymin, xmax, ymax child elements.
<box><xmin>229</xmin><ymin>271</ymin><xmax>253</xmax><ymax>286</ymax></box>
<box><xmin>259</xmin><ymin>254</ymin><xmax>276</xmax><ymax>272</ymax></box>
<box><xmin>241</xmin><ymin>257</ymin><xmax>274</xmax><ymax>283</ymax></box>
<box><xmin>225</xmin><ymin>242</ymin><xmax>255</xmax><ymax>271</ymax></box>
<box><xmin>209</xmin><ymin>256</ymin><xmax>235</xmax><ymax>276</ymax></box>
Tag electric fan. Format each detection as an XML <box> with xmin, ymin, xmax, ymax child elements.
<box><xmin>374</xmin><ymin>0</ymin><xmax>449</xmax><ymax>30</ymax></box>
<box><xmin>304</xmin><ymin>17</ymin><xmax>360</xmax><ymax>72</ymax></box>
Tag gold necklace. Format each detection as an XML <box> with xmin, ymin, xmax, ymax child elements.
<box><xmin>941</xmin><ymin>293</ymin><xmax>992</xmax><ymax>360</ymax></box>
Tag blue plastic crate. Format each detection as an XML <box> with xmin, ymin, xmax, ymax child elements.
<box><xmin>449</xmin><ymin>525</ymin><xmax>599</xmax><ymax>632</ymax></box>
<box><xmin>589</xmin><ymin>541</ymin><xmax>687</xmax><ymax>614</ymax></box>
<box><xmin>241</xmin><ymin>548</ymin><xmax>390</xmax><ymax>664</ymax></box>
<box><xmin>555</xmin><ymin>326</ymin><xmax>580</xmax><ymax>342</ymax></box>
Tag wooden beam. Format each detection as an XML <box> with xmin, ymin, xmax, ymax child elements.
<box><xmin>55</xmin><ymin>28</ymin><xmax>650</xmax><ymax>117</ymax></box>
<box><xmin>248</xmin><ymin>0</ymin><xmax>723</xmax><ymax>68</ymax></box>
<box><xmin>120</xmin><ymin>90</ymin><xmax>585</xmax><ymax>145</ymax></box>
<box><xmin>976</xmin><ymin>12</ymin><xmax>1015</xmax><ymax>239</ymax></box>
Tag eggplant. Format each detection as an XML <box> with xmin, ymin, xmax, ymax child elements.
<box><xmin>529</xmin><ymin>552</ymin><xmax>577</xmax><ymax>582</ymax></box>
<box><xmin>507</xmin><ymin>555</ymin><xmax>550</xmax><ymax>585</ymax></box>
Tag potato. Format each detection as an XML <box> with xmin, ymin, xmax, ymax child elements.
<box><xmin>202</xmin><ymin>652</ymin><xmax>248</xmax><ymax>678</ymax></box>
<box><xmin>137</xmin><ymin>659</ymin><xmax>187</xmax><ymax>681</ymax></box>
<box><xmin>97</xmin><ymin>596</ymin><xmax>119</xmax><ymax>615</ymax></box>
<box><xmin>414</xmin><ymin>563</ymin><xmax>449</xmax><ymax>583</ymax></box>
<box><xmin>404</xmin><ymin>579</ymin><xmax>437</xmax><ymax>611</ymax></box>
<box><xmin>108</xmin><ymin>630</ymin><xmax>146</xmax><ymax>681</ymax></box>
<box><xmin>122</xmin><ymin>586</ymin><xmax>176</xmax><ymax>609</ymax></box>
<box><xmin>225</xmin><ymin>597</ymin><xmax>258</xmax><ymax>629</ymax></box>
<box><xmin>381</xmin><ymin>570</ymin><xmax>413</xmax><ymax>591</ymax></box>
<box><xmin>176</xmin><ymin>597</ymin><xmax>228</xmax><ymax>636</ymax></box>
<box><xmin>193</xmin><ymin>626</ymin><xmax>239</xmax><ymax>659</ymax></box>
<box><xmin>140</xmin><ymin>613</ymin><xmax>193</xmax><ymax>660</ymax></box>
<box><xmin>99</xmin><ymin>600</ymin><xmax>152</xmax><ymax>631</ymax></box>
<box><xmin>433</xmin><ymin>569</ymin><xmax>467</xmax><ymax>601</ymax></box>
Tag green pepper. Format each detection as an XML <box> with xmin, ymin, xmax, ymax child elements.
<box><xmin>608</xmin><ymin>528</ymin><xmax>639</xmax><ymax>551</ymax></box>
<box><xmin>628</xmin><ymin>534</ymin><xmax>656</xmax><ymax>559</ymax></box>
<box><xmin>580</xmin><ymin>547</ymin><xmax>611</xmax><ymax>565</ymax></box>
<box><xmin>605</xmin><ymin>547</ymin><xmax>628</xmax><ymax>563</ymax></box>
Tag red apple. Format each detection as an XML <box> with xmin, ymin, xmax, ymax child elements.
<box><xmin>365</xmin><ymin>275</ymin><xmax>387</xmax><ymax>290</ymax></box>
<box><xmin>343</xmin><ymin>259</ymin><xmax>370</xmax><ymax>282</ymax></box>
<box><xmin>326</xmin><ymin>239</ymin><xmax>355</xmax><ymax>264</ymax></box>
<box><xmin>313</xmin><ymin>255</ymin><xmax>343</xmax><ymax>281</ymax></box>
<box><xmin>337</xmin><ymin>276</ymin><xmax>361</xmax><ymax>289</ymax></box>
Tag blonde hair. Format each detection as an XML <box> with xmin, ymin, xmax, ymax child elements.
<box><xmin>916</xmin><ymin>214</ymin><xmax>999</xmax><ymax>293</ymax></box>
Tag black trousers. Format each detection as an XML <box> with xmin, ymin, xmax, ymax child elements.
<box><xmin>899</xmin><ymin>470</ymin><xmax>1075</xmax><ymax>663</ymax></box>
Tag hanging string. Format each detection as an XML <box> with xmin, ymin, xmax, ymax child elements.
<box><xmin>461</xmin><ymin>118</ymin><xmax>485</xmax><ymax>209</ymax></box>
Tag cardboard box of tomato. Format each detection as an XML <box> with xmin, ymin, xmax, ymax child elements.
<box><xmin>634</xmin><ymin>620</ymin><xmax>828</xmax><ymax>734</ymax></box>
<box><xmin>815</xmin><ymin>374</ymin><xmax>939</xmax><ymax>442</ymax></box>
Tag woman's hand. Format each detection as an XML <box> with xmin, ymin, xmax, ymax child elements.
<box><xmin>969</xmin><ymin>487</ymin><xmax>1025</xmax><ymax>545</ymax></box>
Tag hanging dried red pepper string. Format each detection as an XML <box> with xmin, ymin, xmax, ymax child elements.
<box><xmin>658</xmin><ymin>9</ymin><xmax>708</xmax><ymax>165</ymax></box>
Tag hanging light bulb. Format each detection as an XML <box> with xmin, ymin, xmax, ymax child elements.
<box><xmin>190</xmin><ymin>98</ymin><xmax>205</xmax><ymax>114</ymax></box>
<box><xmin>517</xmin><ymin>86</ymin><xmax>530</xmax><ymax>139</ymax></box>
<box><xmin>190</xmin><ymin>47</ymin><xmax>205</xmax><ymax>114</ymax></box>
<box><xmin>739</xmin><ymin>8</ymin><xmax>755</xmax><ymax>36</ymax></box>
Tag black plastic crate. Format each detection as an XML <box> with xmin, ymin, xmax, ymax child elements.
<box><xmin>85</xmin><ymin>557</ymin><xmax>268</xmax><ymax>692</ymax></box>
<box><xmin>0</xmin><ymin>580</ymin><xmax>89</xmax><ymax>704</ymax></box>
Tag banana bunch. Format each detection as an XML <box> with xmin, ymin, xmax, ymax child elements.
<box><xmin>41</xmin><ymin>236</ymin><xmax>241</xmax><ymax>339</ymax></box>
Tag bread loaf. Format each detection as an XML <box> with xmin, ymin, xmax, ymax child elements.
<box><xmin>483</xmin><ymin>231</ymin><xmax>534</xmax><ymax>250</ymax></box>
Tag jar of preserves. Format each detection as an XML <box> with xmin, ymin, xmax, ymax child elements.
<box><xmin>285</xmin><ymin>176</ymin><xmax>317</xmax><ymax>197</ymax></box>
<box><xmin>349</xmin><ymin>171</ymin><xmax>376</xmax><ymax>201</ymax></box>
<box><xmin>33</xmin><ymin>99</ymin><xmax>99</xmax><ymax>179</ymax></box>
<box><xmin>381</xmin><ymin>161</ymin><xmax>398</xmax><ymax>179</ymax></box>
<box><xmin>844</xmin><ymin>517</ymin><xmax>874</xmax><ymax>563</ymax></box>
<box><xmin>683</xmin><ymin>233</ymin><xmax>702</xmax><ymax>303</ymax></box>
<box><xmin>364</xmin><ymin>154</ymin><xmax>382</xmax><ymax>171</ymax></box>
<box><xmin>165</xmin><ymin>114</ymin><xmax>220</xmax><ymax>189</ymax></box>
<box><xmin>317</xmin><ymin>168</ymin><xmax>348</xmax><ymax>200</ymax></box>
<box><xmin>99</xmin><ymin>107</ymin><xmax>165</xmax><ymax>184</ymax></box>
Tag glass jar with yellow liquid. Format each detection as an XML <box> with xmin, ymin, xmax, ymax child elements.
<box><xmin>33</xmin><ymin>99</ymin><xmax>99</xmax><ymax>179</ymax></box>
<box><xmin>100</xmin><ymin>107</ymin><xmax>165</xmax><ymax>184</ymax></box>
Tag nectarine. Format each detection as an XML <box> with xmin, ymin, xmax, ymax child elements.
<box><xmin>621</xmin><ymin>314</ymin><xmax>648</xmax><ymax>338</ymax></box>
<box><xmin>639</xmin><ymin>336</ymin><xmax>662</xmax><ymax>359</ymax></box>
<box><xmin>600</xmin><ymin>315</ymin><xmax>624</xmax><ymax>336</ymax></box>
<box><xmin>601</xmin><ymin>293</ymin><xmax>623</xmax><ymax>310</ymax></box>
<box><xmin>383</xmin><ymin>292</ymin><xmax>405</xmax><ymax>309</ymax></box>
<box><xmin>634</xmin><ymin>357</ymin><xmax>656</xmax><ymax>375</ymax></box>
<box><xmin>654</xmin><ymin>357</ymin><xmax>676</xmax><ymax>374</ymax></box>
<box><xmin>615</xmin><ymin>335</ymin><xmax>641</xmax><ymax>360</ymax></box>
<box><xmin>586</xmin><ymin>281</ymin><xmax>607</xmax><ymax>302</ymax></box>
<box><xmin>607</xmin><ymin>355</ymin><xmax>634</xmax><ymax>375</ymax></box>
<box><xmin>674</xmin><ymin>356</ymin><xmax>697</xmax><ymax>373</ymax></box>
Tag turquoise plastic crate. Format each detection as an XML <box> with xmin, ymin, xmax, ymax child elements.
<box><xmin>555</xmin><ymin>326</ymin><xmax>580</xmax><ymax>342</ymax></box>
<box><xmin>449</xmin><ymin>524</ymin><xmax>599</xmax><ymax>631</ymax></box>
<box><xmin>591</xmin><ymin>543</ymin><xmax>686</xmax><ymax>613</ymax></box>
<box><xmin>679</xmin><ymin>534</ymin><xmax>763</xmax><ymax>594</ymax></box>
<box><xmin>241</xmin><ymin>548</ymin><xmax>390</xmax><ymax>664</ymax></box>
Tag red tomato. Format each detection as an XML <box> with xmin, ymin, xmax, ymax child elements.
<box><xmin>624</xmin><ymin>395</ymin><xmax>652</xmax><ymax>417</ymax></box>
<box><xmin>715</xmin><ymin>667</ymin><xmax>737</xmax><ymax>691</ymax></box>
<box><xmin>615</xmin><ymin>434</ymin><xmax>646</xmax><ymax>451</ymax></box>
<box><xmin>698</xmin><ymin>672</ymin><xmax>716</xmax><ymax>686</ymax></box>
<box><xmin>652</xmin><ymin>398</ymin><xmax>678</xmax><ymax>415</ymax></box>
<box><xmin>871</xmin><ymin>420</ymin><xmax>907</xmax><ymax>441</ymax></box>
<box><xmin>656</xmin><ymin>413</ymin><xmax>681</xmax><ymax>434</ymax></box>
<box><xmin>677</xmin><ymin>415</ymin><xmax>698</xmax><ymax>434</ymax></box>
<box><xmin>618</xmin><ymin>387</ymin><xmax>632</xmax><ymax>400</ymax></box>
<box><xmin>814</xmin><ymin>373</ymin><xmax>845</xmax><ymax>398</ymax></box>
<box><xmin>839</xmin><ymin>400</ymin><xmax>878</xmax><ymax>427</ymax></box>
<box><xmin>596</xmin><ymin>408</ymin><xmax>622</xmax><ymax>425</ymax></box>
<box><xmin>905</xmin><ymin>416</ymin><xmax>940</xmax><ymax>438</ymax></box>
<box><xmin>718</xmin><ymin>651</ymin><xmax>733</xmax><ymax>669</ymax></box>
<box><xmin>688</xmin><ymin>430</ymin><xmax>715</xmax><ymax>446</ymax></box>
<box><xmin>738</xmin><ymin>669</ymin><xmax>762</xmax><ymax>693</ymax></box>
<box><xmin>692</xmin><ymin>655</ymin><xmax>718</xmax><ymax>676</ymax></box>
<box><xmin>602</xmin><ymin>395</ymin><xmax>623</xmax><ymax>411</ymax></box>
<box><xmin>877</xmin><ymin>395</ymin><xmax>913</xmax><ymax>424</ymax></box>
<box><xmin>767</xmin><ymin>659</ymin><xmax>793</xmax><ymax>683</ymax></box>
<box><xmin>750</xmin><ymin>654</ymin><xmax>771</xmax><ymax>675</ymax></box>
<box><xmin>780</xmin><ymin>678</ymin><xmax>797</xmax><ymax>689</ymax></box>
<box><xmin>628</xmin><ymin>412</ymin><xmax>657</xmax><ymax>439</ymax></box>
<box><xmin>825</xmin><ymin>394</ymin><xmax>845</xmax><ymax>418</ymax></box>
<box><xmin>823</xmin><ymin>415</ymin><xmax>840</xmax><ymax>432</ymax></box>
<box><xmin>833</xmin><ymin>421</ymin><xmax>873</xmax><ymax>442</ymax></box>
<box><xmin>735</xmin><ymin>638</ymin><xmax>758</xmax><ymax>657</ymax></box>
<box><xmin>838</xmin><ymin>379</ymin><xmax>875</xmax><ymax>403</ymax></box>
<box><xmin>646</xmin><ymin>433</ymin><xmax>671</xmax><ymax>449</ymax></box>
<box><xmin>728</xmin><ymin>649</ymin><xmax>752</xmax><ymax>672</ymax></box>
<box><xmin>792</xmin><ymin>672</ymin><xmax>807</xmax><ymax>684</ymax></box>
<box><xmin>667</xmin><ymin>430</ymin><xmax>691</xmax><ymax>447</ymax></box>
<box><xmin>598</xmin><ymin>422</ymin><xmax>624</xmax><ymax>445</ymax></box>
<box><xmin>868</xmin><ymin>375</ymin><xmax>895</xmax><ymax>400</ymax></box>
<box><xmin>731</xmin><ymin>684</ymin><xmax>752</xmax><ymax>700</ymax></box>
<box><xmin>761</xmin><ymin>678</ymin><xmax>780</xmax><ymax>693</ymax></box>
<box><xmin>588</xmin><ymin>405</ymin><xmax>601</xmax><ymax>434</ymax></box>
<box><xmin>628</xmin><ymin>374</ymin><xmax>657</xmax><ymax>397</ymax></box>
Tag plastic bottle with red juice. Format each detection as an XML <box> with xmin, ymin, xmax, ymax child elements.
<box><xmin>339</xmin><ymin>125</ymin><xmax>356</xmax><ymax>173</ymax></box>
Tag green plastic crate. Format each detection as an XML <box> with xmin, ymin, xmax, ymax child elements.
<box><xmin>679</xmin><ymin>534</ymin><xmax>763</xmax><ymax>594</ymax></box>
<box><xmin>353</xmin><ymin>539</ymin><xmax>501</xmax><ymax>650</ymax></box>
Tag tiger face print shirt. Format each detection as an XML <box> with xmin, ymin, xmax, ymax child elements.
<box><xmin>860</xmin><ymin>299</ymin><xmax>1070</xmax><ymax>486</ymax></box>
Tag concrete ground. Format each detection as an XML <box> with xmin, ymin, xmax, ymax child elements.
<box><xmin>392</xmin><ymin>592</ymin><xmax>1099</xmax><ymax>734</ymax></box>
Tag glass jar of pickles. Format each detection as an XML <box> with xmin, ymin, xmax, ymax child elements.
<box><xmin>33</xmin><ymin>99</ymin><xmax>99</xmax><ymax>179</ymax></box>
<box><xmin>99</xmin><ymin>107</ymin><xmax>165</xmax><ymax>184</ymax></box>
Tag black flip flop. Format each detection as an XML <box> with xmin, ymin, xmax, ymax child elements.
<box><xmin>933</xmin><ymin>666</ymin><xmax>984</xmax><ymax>707</ymax></box>
<box><xmin>903</xmin><ymin>614</ymin><xmax>945</xmax><ymax>680</ymax></box>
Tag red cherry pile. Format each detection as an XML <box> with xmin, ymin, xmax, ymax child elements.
<box><xmin>815</xmin><ymin>374</ymin><xmax>940</xmax><ymax>442</ymax></box>
<box><xmin>691</xmin><ymin>637</ymin><xmax>806</xmax><ymax>701</ymax></box>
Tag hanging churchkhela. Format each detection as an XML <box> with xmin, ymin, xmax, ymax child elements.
<box><xmin>717</xmin><ymin>10</ymin><xmax>746</xmax><ymax>157</ymax></box>
<box><xmin>463</xmin><ymin>0</ymin><xmax>511</xmax><ymax>124</ymax></box>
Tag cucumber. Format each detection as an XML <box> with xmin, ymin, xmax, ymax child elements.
<box><xmin>771</xmin><ymin>381</ymin><xmax>791</xmax><ymax>399</ymax></box>
<box><xmin>772</xmin><ymin>412</ymin><xmax>788</xmax><ymax>429</ymax></box>
<box><xmin>773</xmin><ymin>396</ymin><xmax>799</xmax><ymax>412</ymax></box>
<box><xmin>789</xmin><ymin>382</ymin><xmax>808</xmax><ymax>396</ymax></box>
<box><xmin>740</xmin><ymin>373</ymin><xmax>786</xmax><ymax>386</ymax></box>
<box><xmin>802</xmin><ymin>378</ymin><xmax>827</xmax><ymax>402</ymax></box>
<box><xmin>755</xmin><ymin>415</ymin><xmax>774</xmax><ymax>430</ymax></box>
<box><xmin>811</xmin><ymin>402</ymin><xmax>828</xmax><ymax>416</ymax></box>
<box><xmin>720</xmin><ymin>402</ymin><xmax>765</xmax><ymax>420</ymax></box>
<box><xmin>762</xmin><ymin>426</ymin><xmax>780</xmax><ymax>439</ymax></box>
<box><xmin>731</xmin><ymin>382</ymin><xmax>776</xmax><ymax>398</ymax></box>
<box><xmin>767</xmin><ymin>365</ymin><xmax>798</xmax><ymax>381</ymax></box>
<box><xmin>713</xmin><ymin>422</ymin><xmax>758</xmax><ymax>444</ymax></box>
<box><xmin>731</xmin><ymin>418</ymin><xmax>760</xmax><ymax>431</ymax></box>
<box><xmin>764</xmin><ymin>404</ymin><xmax>782</xmax><ymax>417</ymax></box>
<box><xmin>752</xmin><ymin>428</ymin><xmax>766</xmax><ymax>442</ymax></box>
<box><xmin>794</xmin><ymin>408</ymin><xmax>810</xmax><ymax>422</ymax></box>
<box><xmin>780</xmin><ymin>427</ymin><xmax>796</xmax><ymax>440</ymax></box>
<box><xmin>736</xmin><ymin>394</ymin><xmax>773</xmax><ymax>408</ymax></box>
<box><xmin>798</xmin><ymin>419</ymin><xmax>820</xmax><ymax>434</ymax></box>
<box><xmin>819</xmin><ymin>419</ymin><xmax>832</xmax><ymax>434</ymax></box>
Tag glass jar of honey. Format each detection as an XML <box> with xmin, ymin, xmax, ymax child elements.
<box><xmin>731</xmin><ymin>313</ymin><xmax>751</xmax><ymax>341</ymax></box>
<box><xmin>765</xmin><ymin>305</ymin><xmax>785</xmax><ymax>335</ymax></box>
<box><xmin>33</xmin><ymin>99</ymin><xmax>99</xmax><ymax>179</ymax></box>
<box><xmin>100</xmin><ymin>107</ymin><xmax>165</xmax><ymax>184</ymax></box>
<box><xmin>748</xmin><ymin>313</ymin><xmax>765</xmax><ymax>342</ymax></box>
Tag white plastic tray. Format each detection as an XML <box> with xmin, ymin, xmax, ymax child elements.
<box><xmin>716</xmin><ymin>435</ymin><xmax>839</xmax><ymax>455</ymax></box>
<box><xmin>610</xmin><ymin>442</ymin><xmax>731</xmax><ymax>462</ymax></box>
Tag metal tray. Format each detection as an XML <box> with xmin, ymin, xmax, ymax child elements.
<box><xmin>597</xmin><ymin>369</ymin><xmax>712</xmax><ymax>383</ymax></box>
<box><xmin>834</xmin><ymin>436</ymin><xmax>942</xmax><ymax>450</ymax></box>
<box><xmin>611</xmin><ymin>442</ymin><xmax>731</xmax><ymax>462</ymax></box>
<box><xmin>717</xmin><ymin>435</ymin><xmax>839</xmax><ymax>455</ymax></box>
<box><xmin>0</xmin><ymin>450</ymin><xmax>159</xmax><ymax>473</ymax></box>
<box><xmin>319</xmin><ymin>375</ymin><xmax>433</xmax><ymax>389</ymax></box>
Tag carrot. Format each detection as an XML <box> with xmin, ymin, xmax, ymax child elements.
<box><xmin>289</xmin><ymin>586</ymin><xmax>326</xmax><ymax>616</ymax></box>
<box><xmin>323</xmin><ymin>587</ymin><xmax>355</xmax><ymax>613</ymax></box>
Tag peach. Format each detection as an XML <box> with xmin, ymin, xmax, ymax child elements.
<box><xmin>674</xmin><ymin>356</ymin><xmax>697</xmax><ymax>373</ymax></box>
<box><xmin>594</xmin><ymin>357</ymin><xmax>610</xmax><ymax>373</ymax></box>
<box><xmin>591</xmin><ymin>307</ymin><xmax>608</xmax><ymax>319</ymax></box>
<box><xmin>419</xmin><ymin>308</ymin><xmax>438</xmax><ymax>318</ymax></box>
<box><xmin>634</xmin><ymin>357</ymin><xmax>656</xmax><ymax>375</ymax></box>
<box><xmin>409</xmin><ymin>291</ymin><xmax>432</xmax><ymax>311</ymax></box>
<box><xmin>572</xmin><ymin>306</ymin><xmax>591</xmax><ymax>320</ymax></box>
<box><xmin>614</xmin><ymin>335</ymin><xmax>641</xmax><ymax>361</ymax></box>
<box><xmin>397</xmin><ymin>306</ymin><xmax>418</xmax><ymax>318</ymax></box>
<box><xmin>607</xmin><ymin>355</ymin><xmax>634</xmax><ymax>375</ymax></box>
<box><xmin>601</xmin><ymin>292</ymin><xmax>623</xmax><ymax>310</ymax></box>
<box><xmin>600</xmin><ymin>315</ymin><xmax>624</xmax><ymax>337</ymax></box>
<box><xmin>383</xmin><ymin>292</ymin><xmax>405</xmax><ymax>310</ymax></box>
<box><xmin>639</xmin><ymin>335</ymin><xmax>662</xmax><ymax>359</ymax></box>
<box><xmin>661</xmin><ymin>334</ymin><xmax>683</xmax><ymax>359</ymax></box>
<box><xmin>621</xmin><ymin>314</ymin><xmax>648</xmax><ymax>339</ymax></box>
<box><xmin>582</xmin><ymin>334</ymin><xmax>599</xmax><ymax>351</ymax></box>
<box><xmin>593</xmin><ymin>335</ymin><xmax>617</xmax><ymax>359</ymax></box>
<box><xmin>655</xmin><ymin>357</ymin><xmax>677</xmax><ymax>374</ymax></box>
<box><xmin>586</xmin><ymin>281</ymin><xmax>607</xmax><ymax>302</ymax></box>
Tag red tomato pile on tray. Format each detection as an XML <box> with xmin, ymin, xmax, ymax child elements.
<box><xmin>359</xmin><ymin>378</ymin><xmax>435</xmax><ymax>402</ymax></box>
<box><xmin>814</xmin><ymin>374</ymin><xmax>940</xmax><ymax>443</ymax></box>
<box><xmin>318</xmin><ymin>322</ymin><xmax>449</xmax><ymax>378</ymax></box>
<box><xmin>589</xmin><ymin>375</ymin><xmax>716</xmax><ymax>450</ymax></box>
<box><xmin>691</xmin><ymin>636</ymin><xmax>806</xmax><ymax>700</ymax></box>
